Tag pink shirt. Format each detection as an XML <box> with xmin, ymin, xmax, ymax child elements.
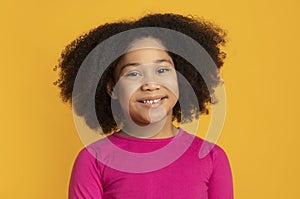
<box><xmin>69</xmin><ymin>128</ymin><xmax>234</xmax><ymax>198</ymax></box>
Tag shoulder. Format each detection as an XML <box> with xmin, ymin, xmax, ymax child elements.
<box><xmin>181</xmin><ymin>129</ymin><xmax>230</xmax><ymax>161</ymax></box>
<box><xmin>69</xmin><ymin>147</ymin><xmax>103</xmax><ymax>181</ymax></box>
<box><xmin>73</xmin><ymin>147</ymin><xmax>98</xmax><ymax>167</ymax></box>
<box><xmin>74</xmin><ymin>135</ymin><xmax>115</xmax><ymax>165</ymax></box>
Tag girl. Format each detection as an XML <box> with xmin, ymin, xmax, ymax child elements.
<box><xmin>55</xmin><ymin>13</ymin><xmax>233</xmax><ymax>199</ymax></box>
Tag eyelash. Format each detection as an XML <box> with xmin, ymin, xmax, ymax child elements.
<box><xmin>157</xmin><ymin>68</ymin><xmax>171</xmax><ymax>74</ymax></box>
<box><xmin>124</xmin><ymin>67</ymin><xmax>171</xmax><ymax>77</ymax></box>
<box><xmin>124</xmin><ymin>71</ymin><xmax>141</xmax><ymax>77</ymax></box>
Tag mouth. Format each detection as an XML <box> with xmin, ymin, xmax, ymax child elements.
<box><xmin>138</xmin><ymin>96</ymin><xmax>167</xmax><ymax>105</ymax></box>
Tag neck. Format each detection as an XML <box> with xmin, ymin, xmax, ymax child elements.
<box><xmin>119</xmin><ymin>115</ymin><xmax>179</xmax><ymax>139</ymax></box>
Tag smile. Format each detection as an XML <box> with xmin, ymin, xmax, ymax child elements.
<box><xmin>138</xmin><ymin>97</ymin><xmax>166</xmax><ymax>105</ymax></box>
<box><xmin>142</xmin><ymin>98</ymin><xmax>163</xmax><ymax>104</ymax></box>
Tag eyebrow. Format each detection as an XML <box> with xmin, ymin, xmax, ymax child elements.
<box><xmin>119</xmin><ymin>59</ymin><xmax>174</xmax><ymax>72</ymax></box>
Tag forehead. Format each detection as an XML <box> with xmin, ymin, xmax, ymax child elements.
<box><xmin>126</xmin><ymin>37</ymin><xmax>167</xmax><ymax>52</ymax></box>
<box><xmin>120</xmin><ymin>48</ymin><xmax>172</xmax><ymax>65</ymax></box>
<box><xmin>111</xmin><ymin>37</ymin><xmax>174</xmax><ymax>81</ymax></box>
<box><xmin>122</xmin><ymin>37</ymin><xmax>171</xmax><ymax>63</ymax></box>
<box><xmin>114</xmin><ymin>37</ymin><xmax>172</xmax><ymax>70</ymax></box>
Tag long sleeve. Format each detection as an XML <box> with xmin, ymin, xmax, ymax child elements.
<box><xmin>69</xmin><ymin>148</ymin><xmax>103</xmax><ymax>199</ymax></box>
<box><xmin>208</xmin><ymin>145</ymin><xmax>234</xmax><ymax>199</ymax></box>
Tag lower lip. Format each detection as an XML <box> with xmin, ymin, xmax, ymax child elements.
<box><xmin>139</xmin><ymin>98</ymin><xmax>165</xmax><ymax>108</ymax></box>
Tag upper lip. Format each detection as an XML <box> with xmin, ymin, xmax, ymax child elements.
<box><xmin>137</xmin><ymin>95</ymin><xmax>167</xmax><ymax>102</ymax></box>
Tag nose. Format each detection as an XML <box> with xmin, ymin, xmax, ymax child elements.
<box><xmin>141</xmin><ymin>81</ymin><xmax>160</xmax><ymax>91</ymax></box>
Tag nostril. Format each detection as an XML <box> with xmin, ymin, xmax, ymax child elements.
<box><xmin>141</xmin><ymin>82</ymin><xmax>160</xmax><ymax>90</ymax></box>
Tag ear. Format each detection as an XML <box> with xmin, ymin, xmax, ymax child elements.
<box><xmin>106</xmin><ymin>80</ymin><xmax>118</xmax><ymax>100</ymax></box>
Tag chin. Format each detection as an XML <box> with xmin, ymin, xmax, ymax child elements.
<box><xmin>131</xmin><ymin>115</ymin><xmax>165</xmax><ymax>126</ymax></box>
<box><xmin>149</xmin><ymin>115</ymin><xmax>167</xmax><ymax>124</ymax></box>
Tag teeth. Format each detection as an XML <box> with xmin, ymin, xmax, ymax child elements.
<box><xmin>143</xmin><ymin>98</ymin><xmax>162</xmax><ymax>104</ymax></box>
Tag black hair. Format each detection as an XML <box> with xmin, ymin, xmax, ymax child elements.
<box><xmin>54</xmin><ymin>13</ymin><xmax>227</xmax><ymax>134</ymax></box>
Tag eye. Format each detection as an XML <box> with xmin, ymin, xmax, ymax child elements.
<box><xmin>124</xmin><ymin>71</ymin><xmax>142</xmax><ymax>77</ymax></box>
<box><xmin>157</xmin><ymin>67</ymin><xmax>171</xmax><ymax>74</ymax></box>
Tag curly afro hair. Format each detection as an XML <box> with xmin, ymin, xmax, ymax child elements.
<box><xmin>54</xmin><ymin>13</ymin><xmax>227</xmax><ymax>134</ymax></box>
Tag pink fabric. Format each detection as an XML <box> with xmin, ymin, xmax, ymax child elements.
<box><xmin>69</xmin><ymin>128</ymin><xmax>234</xmax><ymax>198</ymax></box>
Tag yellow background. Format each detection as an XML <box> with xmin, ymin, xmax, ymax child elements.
<box><xmin>1</xmin><ymin>0</ymin><xmax>300</xmax><ymax>198</ymax></box>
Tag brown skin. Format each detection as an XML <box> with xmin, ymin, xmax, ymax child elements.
<box><xmin>108</xmin><ymin>38</ymin><xmax>179</xmax><ymax>138</ymax></box>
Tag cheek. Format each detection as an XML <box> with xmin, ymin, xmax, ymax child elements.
<box><xmin>114</xmin><ymin>79</ymin><xmax>141</xmax><ymax>108</ymax></box>
<box><xmin>161</xmin><ymin>75</ymin><xmax>179</xmax><ymax>98</ymax></box>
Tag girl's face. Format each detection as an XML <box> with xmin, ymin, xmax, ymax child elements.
<box><xmin>111</xmin><ymin>37</ymin><xmax>179</xmax><ymax>126</ymax></box>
